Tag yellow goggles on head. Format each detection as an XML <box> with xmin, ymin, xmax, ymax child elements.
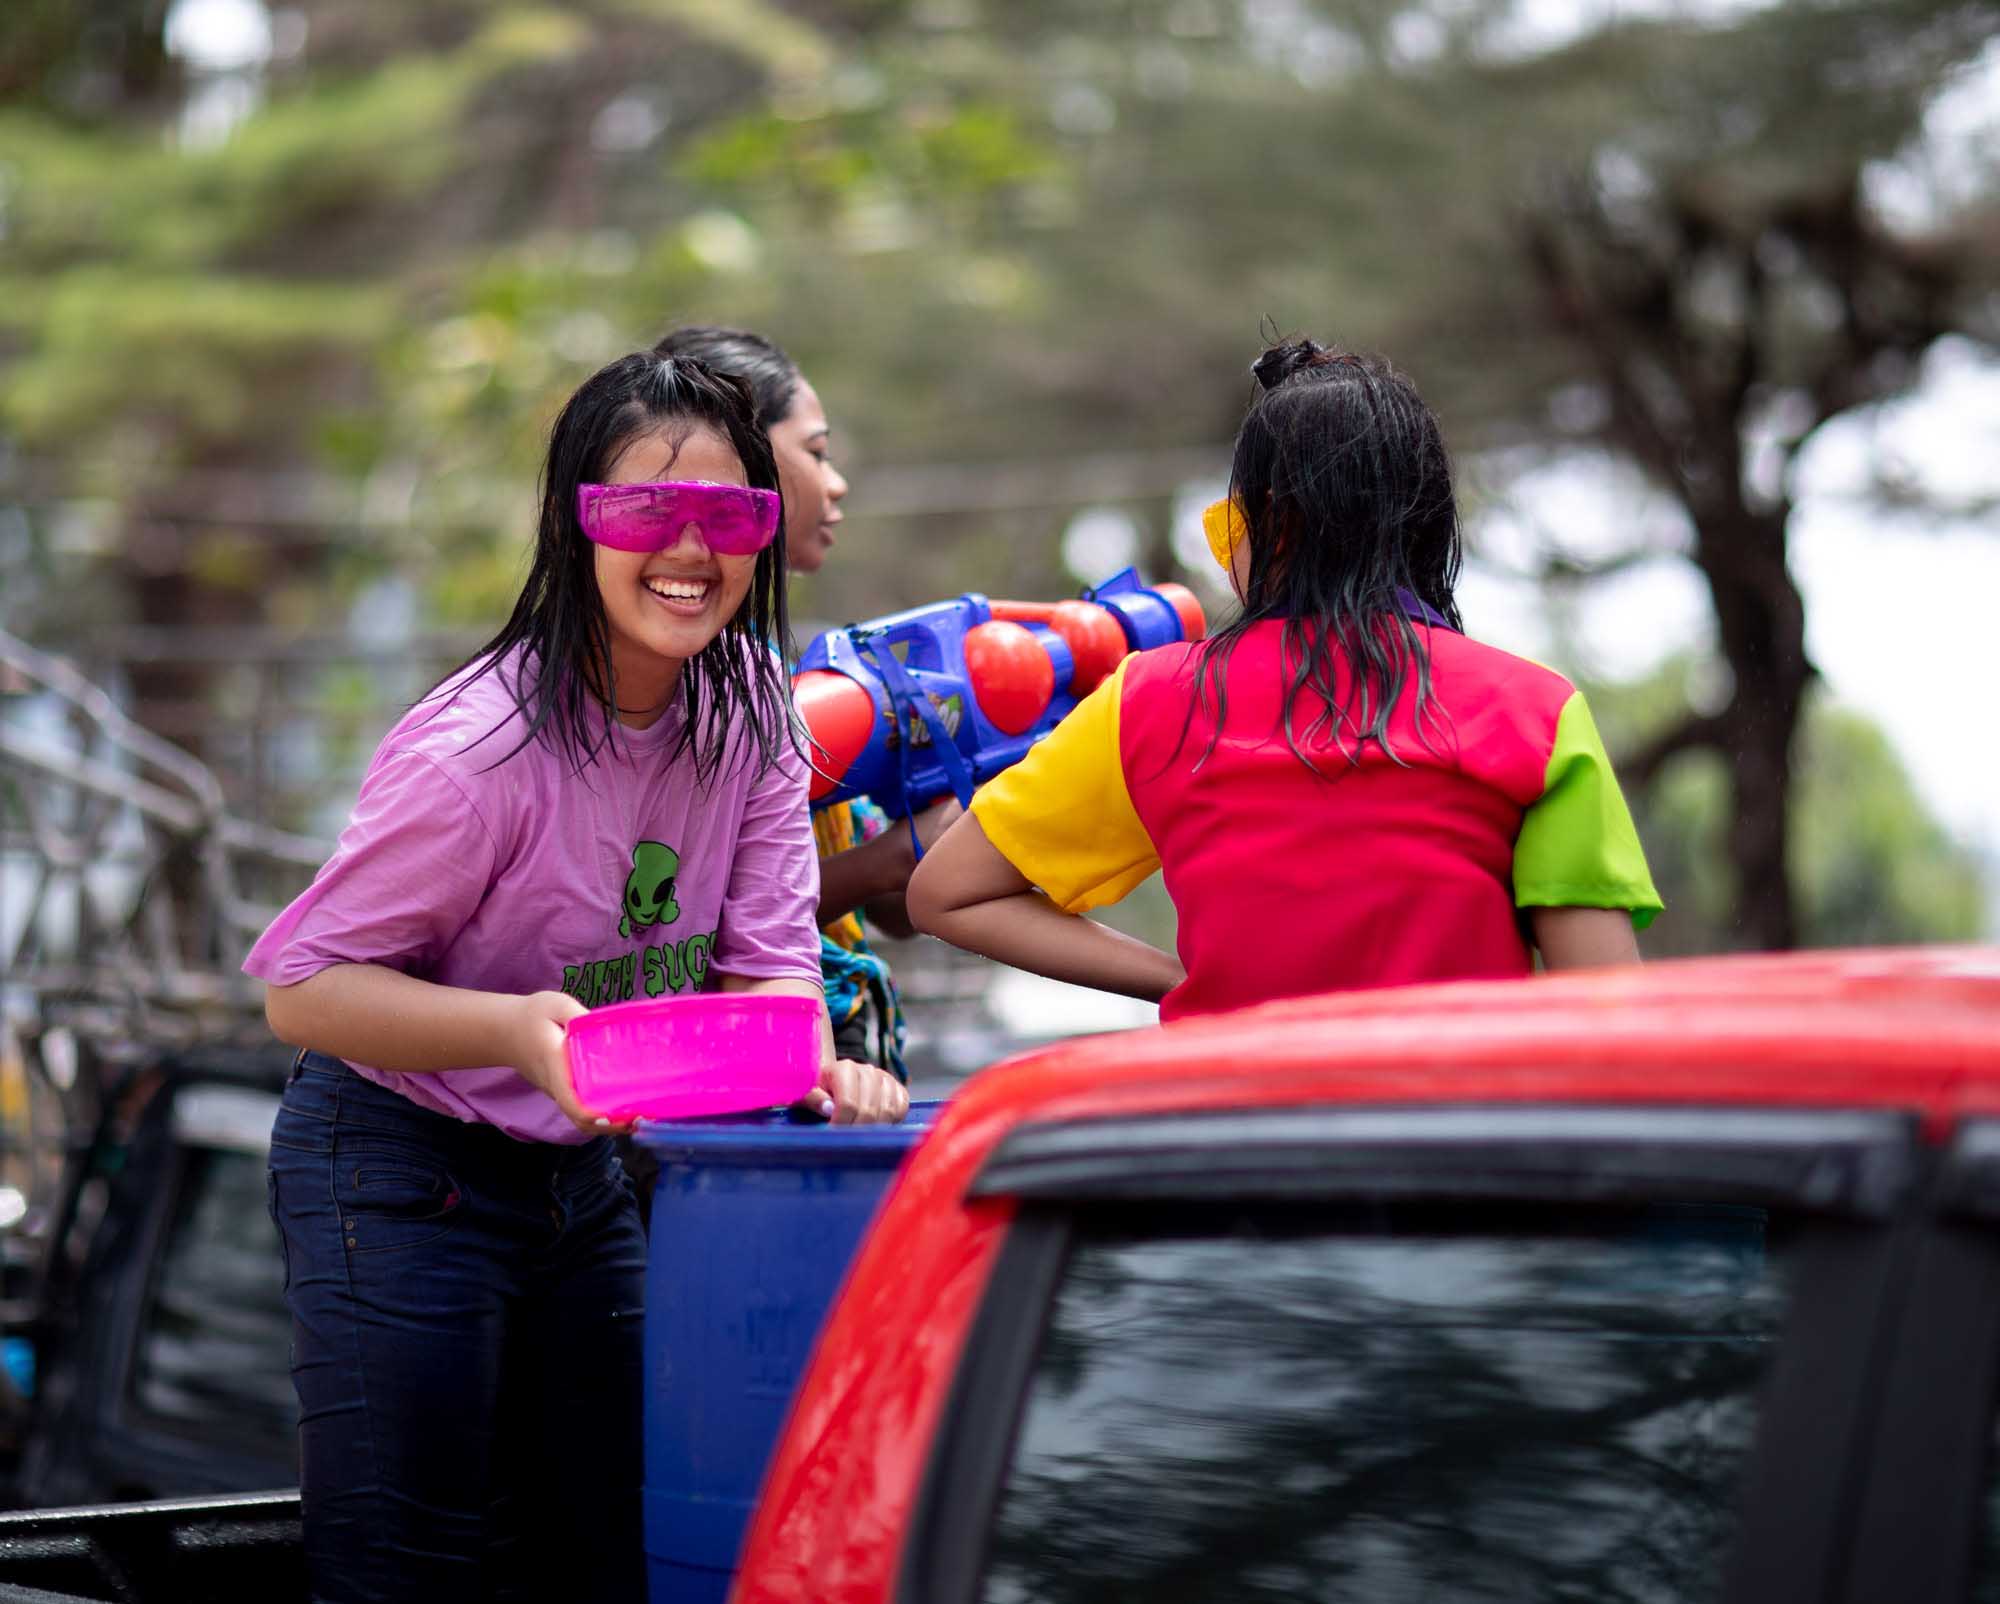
<box><xmin>1201</xmin><ymin>497</ymin><xmax>1249</xmax><ymax>571</ymax></box>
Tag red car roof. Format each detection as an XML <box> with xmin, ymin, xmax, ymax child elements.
<box><xmin>732</xmin><ymin>946</ymin><xmax>2000</xmax><ymax>1604</ymax></box>
<box><xmin>947</xmin><ymin>945</ymin><xmax>2000</xmax><ymax>1142</ymax></box>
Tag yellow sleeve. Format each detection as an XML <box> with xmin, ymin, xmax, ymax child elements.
<box><xmin>969</xmin><ymin>656</ymin><xmax>1160</xmax><ymax>914</ymax></box>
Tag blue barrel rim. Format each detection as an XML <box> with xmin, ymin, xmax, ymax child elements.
<box><xmin>633</xmin><ymin>1099</ymin><xmax>942</xmax><ymax>1163</ymax></box>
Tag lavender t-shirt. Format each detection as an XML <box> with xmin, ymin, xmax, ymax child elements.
<box><xmin>243</xmin><ymin>651</ymin><xmax>822</xmax><ymax>1143</ymax></box>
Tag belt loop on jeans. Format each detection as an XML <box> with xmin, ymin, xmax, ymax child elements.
<box><xmin>289</xmin><ymin>1047</ymin><xmax>308</xmax><ymax>1084</ymax></box>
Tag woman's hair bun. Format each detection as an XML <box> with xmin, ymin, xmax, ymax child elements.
<box><xmin>1251</xmin><ymin>337</ymin><xmax>1326</xmax><ymax>390</ymax></box>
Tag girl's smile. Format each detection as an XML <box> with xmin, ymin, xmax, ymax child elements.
<box><xmin>642</xmin><ymin>568</ymin><xmax>720</xmax><ymax>615</ymax></box>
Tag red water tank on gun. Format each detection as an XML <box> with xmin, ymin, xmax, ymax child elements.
<box><xmin>987</xmin><ymin>599</ymin><xmax>1129</xmax><ymax>696</ymax></box>
<box><xmin>792</xmin><ymin>670</ymin><xmax>876</xmax><ymax>803</ymax></box>
<box><xmin>1156</xmin><ymin>583</ymin><xmax>1206</xmax><ymax>642</ymax></box>
<box><xmin>962</xmin><ymin>621</ymin><xmax>1057</xmax><ymax>735</ymax></box>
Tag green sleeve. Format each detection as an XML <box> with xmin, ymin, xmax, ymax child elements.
<box><xmin>1513</xmin><ymin>691</ymin><xmax>1663</xmax><ymax>931</ymax></box>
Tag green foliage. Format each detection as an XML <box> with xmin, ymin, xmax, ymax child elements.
<box><xmin>3</xmin><ymin>268</ymin><xmax>391</xmax><ymax>447</ymax></box>
<box><xmin>1</xmin><ymin>0</ymin><xmax>1991</xmax><ymax>947</ymax></box>
<box><xmin>599</xmin><ymin>0</ymin><xmax>837</xmax><ymax>78</ymax></box>
<box><xmin>1591</xmin><ymin>666</ymin><xmax>1987</xmax><ymax>953</ymax></box>
<box><xmin>685</xmin><ymin>97</ymin><xmax>1059</xmax><ymax>208</ymax></box>
<box><xmin>0</xmin><ymin>8</ymin><xmax>607</xmax><ymax>472</ymax></box>
<box><xmin>0</xmin><ymin>12</ymin><xmax>582</xmax><ymax>271</ymax></box>
<box><xmin>1792</xmin><ymin>704</ymin><xmax>1987</xmax><ymax>946</ymax></box>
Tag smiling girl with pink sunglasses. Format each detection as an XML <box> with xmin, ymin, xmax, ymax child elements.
<box><xmin>247</xmin><ymin>352</ymin><xmax>904</xmax><ymax>1603</ymax></box>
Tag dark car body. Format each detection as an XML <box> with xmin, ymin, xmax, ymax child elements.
<box><xmin>20</xmin><ymin>1046</ymin><xmax>297</xmax><ymax>1509</ymax></box>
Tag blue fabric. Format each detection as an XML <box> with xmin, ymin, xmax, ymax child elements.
<box><xmin>820</xmin><ymin>926</ymin><xmax>906</xmax><ymax>1080</ymax></box>
<box><xmin>266</xmin><ymin>1053</ymin><xmax>648</xmax><ymax>1603</ymax></box>
<box><xmin>1395</xmin><ymin>586</ymin><xmax>1460</xmax><ymax>632</ymax></box>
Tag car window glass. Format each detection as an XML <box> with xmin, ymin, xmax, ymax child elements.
<box><xmin>980</xmin><ymin>1200</ymin><xmax>1794</xmax><ymax>1604</ymax></box>
<box><xmin>130</xmin><ymin>1147</ymin><xmax>297</xmax><ymax>1462</ymax></box>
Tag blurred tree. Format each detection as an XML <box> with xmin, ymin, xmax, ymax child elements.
<box><xmin>1510</xmin><ymin>127</ymin><xmax>1995</xmax><ymax>951</ymax></box>
<box><xmin>0</xmin><ymin>0</ymin><xmax>180</xmax><ymax>114</ymax></box>
<box><xmin>2</xmin><ymin>0</ymin><xmax>1994</xmax><ymax>952</ymax></box>
<box><xmin>677</xmin><ymin>0</ymin><xmax>1999</xmax><ymax>950</ymax></box>
<box><xmin>0</xmin><ymin>2</ymin><xmax>847</xmax><ymax>760</ymax></box>
<box><xmin>1589</xmin><ymin>660</ymin><xmax>1986</xmax><ymax>954</ymax></box>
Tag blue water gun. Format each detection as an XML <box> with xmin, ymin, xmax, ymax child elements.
<box><xmin>793</xmin><ymin>567</ymin><xmax>1205</xmax><ymax>818</ymax></box>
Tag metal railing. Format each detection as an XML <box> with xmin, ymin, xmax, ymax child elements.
<box><xmin>2</xmin><ymin>628</ymin><xmax>328</xmax><ymax>1054</ymax></box>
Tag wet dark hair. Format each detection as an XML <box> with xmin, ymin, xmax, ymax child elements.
<box><xmin>449</xmin><ymin>351</ymin><xmax>793</xmax><ymax>781</ymax></box>
<box><xmin>652</xmin><ymin>325</ymin><xmax>801</xmax><ymax>431</ymax></box>
<box><xmin>1190</xmin><ymin>335</ymin><xmax>1463</xmax><ymax>771</ymax></box>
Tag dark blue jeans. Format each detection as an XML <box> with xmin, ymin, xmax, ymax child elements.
<box><xmin>267</xmin><ymin>1053</ymin><xmax>648</xmax><ymax>1603</ymax></box>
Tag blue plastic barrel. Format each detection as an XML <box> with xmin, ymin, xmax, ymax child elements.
<box><xmin>635</xmin><ymin>1103</ymin><xmax>939</xmax><ymax>1604</ymax></box>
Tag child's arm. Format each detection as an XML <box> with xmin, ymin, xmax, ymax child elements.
<box><xmin>1528</xmin><ymin>906</ymin><xmax>1641</xmax><ymax>970</ymax></box>
<box><xmin>716</xmin><ymin>973</ymin><xmax>909</xmax><ymax>1124</ymax></box>
<box><xmin>264</xmin><ymin>963</ymin><xmax>606</xmax><ymax>1131</ymax></box>
<box><xmin>908</xmin><ymin>814</ymin><xmax>1185</xmax><ymax>1003</ymax></box>
<box><xmin>850</xmin><ymin>799</ymin><xmax>961</xmax><ymax>940</ymax></box>
<box><xmin>815</xmin><ymin>798</ymin><xmax>961</xmax><ymax>933</ymax></box>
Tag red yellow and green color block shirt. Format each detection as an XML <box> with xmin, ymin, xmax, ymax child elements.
<box><xmin>969</xmin><ymin>617</ymin><xmax>1661</xmax><ymax>1022</ymax></box>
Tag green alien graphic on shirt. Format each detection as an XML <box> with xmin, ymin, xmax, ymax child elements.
<box><xmin>563</xmin><ymin>839</ymin><xmax>714</xmax><ymax>1006</ymax></box>
<box><xmin>619</xmin><ymin>840</ymin><xmax>681</xmax><ymax>937</ymax></box>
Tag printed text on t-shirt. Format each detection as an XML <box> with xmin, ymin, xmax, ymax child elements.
<box><xmin>562</xmin><ymin>929</ymin><xmax>717</xmax><ymax>1006</ymax></box>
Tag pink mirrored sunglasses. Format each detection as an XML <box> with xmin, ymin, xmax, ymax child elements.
<box><xmin>576</xmin><ymin>481</ymin><xmax>782</xmax><ymax>556</ymax></box>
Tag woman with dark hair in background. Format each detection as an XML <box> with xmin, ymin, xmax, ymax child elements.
<box><xmin>250</xmin><ymin>352</ymin><xmax>906</xmax><ymax>1603</ymax></box>
<box><xmin>654</xmin><ymin>325</ymin><xmax>958</xmax><ymax>1077</ymax></box>
<box><xmin>909</xmin><ymin>336</ymin><xmax>1661</xmax><ymax>1015</ymax></box>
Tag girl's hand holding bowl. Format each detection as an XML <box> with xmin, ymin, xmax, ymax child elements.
<box><xmin>802</xmin><ymin>1058</ymin><xmax>910</xmax><ymax>1125</ymax></box>
<box><xmin>511</xmin><ymin>989</ymin><xmax>630</xmax><ymax>1135</ymax></box>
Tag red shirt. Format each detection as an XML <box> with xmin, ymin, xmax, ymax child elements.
<box><xmin>971</xmin><ymin>619</ymin><xmax>1659</xmax><ymax>1021</ymax></box>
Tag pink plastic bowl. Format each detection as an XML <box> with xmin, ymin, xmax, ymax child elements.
<box><xmin>564</xmin><ymin>994</ymin><xmax>821</xmax><ymax>1122</ymax></box>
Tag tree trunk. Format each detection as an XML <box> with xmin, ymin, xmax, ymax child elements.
<box><xmin>1700</xmin><ymin>511</ymin><xmax>1811</xmax><ymax>951</ymax></box>
<box><xmin>1522</xmin><ymin>191</ymin><xmax>1830</xmax><ymax>953</ymax></box>
<box><xmin>1520</xmin><ymin>162</ymin><xmax>1981</xmax><ymax>954</ymax></box>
